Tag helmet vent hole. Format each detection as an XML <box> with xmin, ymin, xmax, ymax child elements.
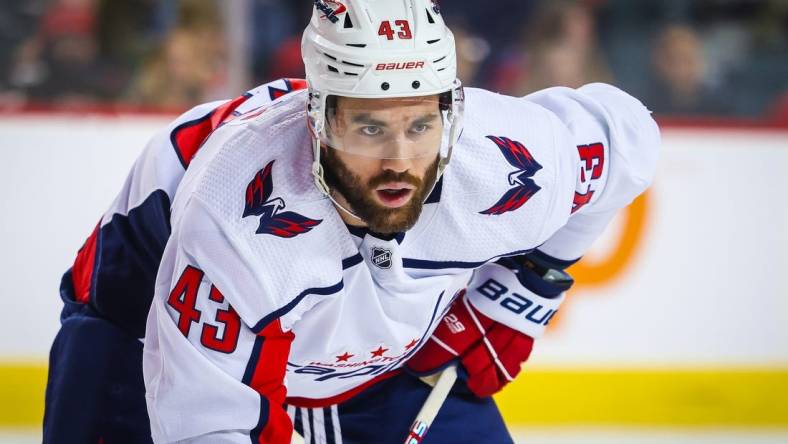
<box><xmin>412</xmin><ymin>81</ymin><xmax>421</xmax><ymax>89</ymax></box>
<box><xmin>427</xmin><ymin>39</ymin><xmax>441</xmax><ymax>44</ymax></box>
<box><xmin>381</xmin><ymin>82</ymin><xmax>390</xmax><ymax>91</ymax></box>
<box><xmin>344</xmin><ymin>14</ymin><xmax>354</xmax><ymax>29</ymax></box>
<box><xmin>342</xmin><ymin>60</ymin><xmax>364</xmax><ymax>68</ymax></box>
<box><xmin>433</xmin><ymin>56</ymin><xmax>447</xmax><ymax>63</ymax></box>
<box><xmin>426</xmin><ymin>9</ymin><xmax>435</xmax><ymax>24</ymax></box>
<box><xmin>346</xmin><ymin>43</ymin><xmax>366</xmax><ymax>48</ymax></box>
<box><xmin>328</xmin><ymin>65</ymin><xmax>339</xmax><ymax>73</ymax></box>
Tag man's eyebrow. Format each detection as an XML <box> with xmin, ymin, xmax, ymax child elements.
<box><xmin>351</xmin><ymin>113</ymin><xmax>388</xmax><ymax>127</ymax></box>
<box><xmin>413</xmin><ymin>113</ymin><xmax>441</xmax><ymax>125</ymax></box>
<box><xmin>349</xmin><ymin>111</ymin><xmax>440</xmax><ymax>126</ymax></box>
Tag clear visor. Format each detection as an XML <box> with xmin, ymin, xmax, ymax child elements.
<box><xmin>319</xmin><ymin>95</ymin><xmax>455</xmax><ymax>160</ymax></box>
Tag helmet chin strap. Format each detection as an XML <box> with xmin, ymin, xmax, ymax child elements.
<box><xmin>310</xmin><ymin>136</ymin><xmax>450</xmax><ymax>226</ymax></box>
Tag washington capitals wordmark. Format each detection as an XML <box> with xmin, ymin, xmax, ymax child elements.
<box><xmin>480</xmin><ymin>136</ymin><xmax>543</xmax><ymax>215</ymax></box>
<box><xmin>242</xmin><ymin>160</ymin><xmax>322</xmax><ymax>238</ymax></box>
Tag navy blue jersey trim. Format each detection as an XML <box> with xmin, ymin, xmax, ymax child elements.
<box><xmin>293</xmin><ymin>407</ymin><xmax>303</xmax><ymax>436</ymax></box>
<box><xmin>250</xmin><ymin>395</ymin><xmax>270</xmax><ymax>444</ymax></box>
<box><xmin>401</xmin><ymin>248</ymin><xmax>535</xmax><ymax>270</ymax></box>
<box><xmin>367</xmin><ymin>230</ymin><xmax>404</xmax><ymax>244</ymax></box>
<box><xmin>90</xmin><ymin>217</ymin><xmax>104</xmax><ymax>306</ymax></box>
<box><xmin>424</xmin><ymin>176</ymin><xmax>443</xmax><ymax>204</ymax></box>
<box><xmin>530</xmin><ymin>249</ymin><xmax>581</xmax><ymax>269</ymax></box>
<box><xmin>345</xmin><ymin>225</ymin><xmax>366</xmax><ymax>239</ymax></box>
<box><xmin>268</xmin><ymin>78</ymin><xmax>303</xmax><ymax>101</ymax></box>
<box><xmin>346</xmin><ymin>226</ymin><xmax>406</xmax><ymax>244</ymax></box>
<box><xmin>324</xmin><ymin>407</ymin><xmax>336</xmax><ymax>444</ymax></box>
<box><xmin>242</xmin><ymin>335</ymin><xmax>266</xmax><ymax>385</ymax></box>
<box><xmin>307</xmin><ymin>408</ymin><xmax>315</xmax><ymax>444</ymax></box>
<box><xmin>392</xmin><ymin>232</ymin><xmax>406</xmax><ymax>244</ymax></box>
<box><xmin>341</xmin><ymin>253</ymin><xmax>363</xmax><ymax>269</ymax></box>
<box><xmin>251</xmin><ymin>281</ymin><xmax>344</xmax><ymax>334</ymax></box>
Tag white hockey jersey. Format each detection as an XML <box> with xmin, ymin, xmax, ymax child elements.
<box><xmin>142</xmin><ymin>83</ymin><xmax>660</xmax><ymax>442</ymax></box>
<box><xmin>60</xmin><ymin>79</ymin><xmax>309</xmax><ymax>339</ymax></box>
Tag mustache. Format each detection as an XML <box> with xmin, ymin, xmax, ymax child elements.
<box><xmin>367</xmin><ymin>170</ymin><xmax>422</xmax><ymax>189</ymax></box>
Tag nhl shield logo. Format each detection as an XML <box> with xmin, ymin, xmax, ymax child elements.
<box><xmin>371</xmin><ymin>247</ymin><xmax>392</xmax><ymax>269</ymax></box>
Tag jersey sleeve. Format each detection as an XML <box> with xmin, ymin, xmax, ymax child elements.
<box><xmin>525</xmin><ymin>83</ymin><xmax>661</xmax><ymax>261</ymax></box>
<box><xmin>143</xmin><ymin>196</ymin><xmax>295</xmax><ymax>444</ymax></box>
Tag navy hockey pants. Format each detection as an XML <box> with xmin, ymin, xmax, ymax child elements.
<box><xmin>44</xmin><ymin>305</ymin><xmax>512</xmax><ymax>443</ymax></box>
<box><xmin>43</xmin><ymin>302</ymin><xmax>153</xmax><ymax>444</ymax></box>
<box><xmin>290</xmin><ymin>373</ymin><xmax>514</xmax><ymax>444</ymax></box>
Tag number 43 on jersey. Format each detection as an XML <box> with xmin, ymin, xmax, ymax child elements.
<box><xmin>167</xmin><ymin>266</ymin><xmax>241</xmax><ymax>354</ymax></box>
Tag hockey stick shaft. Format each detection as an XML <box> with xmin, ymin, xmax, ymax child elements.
<box><xmin>404</xmin><ymin>364</ymin><xmax>459</xmax><ymax>444</ymax></box>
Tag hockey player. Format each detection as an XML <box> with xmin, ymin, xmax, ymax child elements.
<box><xmin>45</xmin><ymin>1</ymin><xmax>660</xmax><ymax>443</ymax></box>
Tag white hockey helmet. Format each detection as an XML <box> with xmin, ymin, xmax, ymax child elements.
<box><xmin>302</xmin><ymin>0</ymin><xmax>464</xmax><ymax>198</ymax></box>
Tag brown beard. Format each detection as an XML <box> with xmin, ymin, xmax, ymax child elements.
<box><xmin>321</xmin><ymin>149</ymin><xmax>439</xmax><ymax>234</ymax></box>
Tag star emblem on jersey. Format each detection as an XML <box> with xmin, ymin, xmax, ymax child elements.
<box><xmin>242</xmin><ymin>160</ymin><xmax>322</xmax><ymax>238</ymax></box>
<box><xmin>335</xmin><ymin>352</ymin><xmax>354</xmax><ymax>362</ymax></box>
<box><xmin>480</xmin><ymin>135</ymin><xmax>543</xmax><ymax>215</ymax></box>
<box><xmin>370</xmin><ymin>346</ymin><xmax>388</xmax><ymax>358</ymax></box>
<box><xmin>371</xmin><ymin>247</ymin><xmax>392</xmax><ymax>269</ymax></box>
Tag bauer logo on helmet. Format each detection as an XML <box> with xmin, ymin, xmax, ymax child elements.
<box><xmin>375</xmin><ymin>61</ymin><xmax>426</xmax><ymax>71</ymax></box>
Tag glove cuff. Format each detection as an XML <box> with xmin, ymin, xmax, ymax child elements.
<box><xmin>466</xmin><ymin>263</ymin><xmax>565</xmax><ymax>339</ymax></box>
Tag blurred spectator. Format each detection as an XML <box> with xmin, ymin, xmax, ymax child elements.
<box><xmin>126</xmin><ymin>0</ymin><xmax>229</xmax><ymax>108</ymax></box>
<box><xmin>94</xmin><ymin>0</ymin><xmax>170</xmax><ymax>77</ymax></box>
<box><xmin>0</xmin><ymin>1</ymin><xmax>47</xmax><ymax>92</ymax></box>
<box><xmin>250</xmin><ymin>0</ymin><xmax>302</xmax><ymax>82</ymax></box>
<box><xmin>447</xmin><ymin>20</ymin><xmax>491</xmax><ymax>86</ymax></box>
<box><xmin>493</xmin><ymin>0</ymin><xmax>613</xmax><ymax>95</ymax></box>
<box><xmin>0</xmin><ymin>0</ymin><xmax>785</xmax><ymax>118</ymax></box>
<box><xmin>6</xmin><ymin>0</ymin><xmax>123</xmax><ymax>105</ymax></box>
<box><xmin>596</xmin><ymin>0</ymin><xmax>692</xmax><ymax>98</ymax></box>
<box><xmin>449</xmin><ymin>0</ymin><xmax>535</xmax><ymax>51</ymax></box>
<box><xmin>725</xmin><ymin>0</ymin><xmax>788</xmax><ymax>116</ymax></box>
<box><xmin>266</xmin><ymin>35</ymin><xmax>305</xmax><ymax>81</ymax></box>
<box><xmin>129</xmin><ymin>26</ymin><xmax>227</xmax><ymax>108</ymax></box>
<box><xmin>645</xmin><ymin>24</ymin><xmax>732</xmax><ymax>116</ymax></box>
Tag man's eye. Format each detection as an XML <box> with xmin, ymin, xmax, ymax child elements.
<box><xmin>360</xmin><ymin>126</ymin><xmax>382</xmax><ymax>136</ymax></box>
<box><xmin>411</xmin><ymin>124</ymin><xmax>431</xmax><ymax>134</ymax></box>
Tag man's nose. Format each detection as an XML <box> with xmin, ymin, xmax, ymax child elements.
<box><xmin>380</xmin><ymin>134</ymin><xmax>415</xmax><ymax>172</ymax></box>
<box><xmin>380</xmin><ymin>156</ymin><xmax>411</xmax><ymax>174</ymax></box>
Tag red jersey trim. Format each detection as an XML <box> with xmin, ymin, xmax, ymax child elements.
<box><xmin>71</xmin><ymin>221</ymin><xmax>100</xmax><ymax>304</ymax></box>
<box><xmin>170</xmin><ymin>94</ymin><xmax>251</xmax><ymax>169</ymax></box>
<box><xmin>246</xmin><ymin>320</ymin><xmax>295</xmax><ymax>444</ymax></box>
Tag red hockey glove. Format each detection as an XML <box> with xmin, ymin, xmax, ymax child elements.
<box><xmin>406</xmin><ymin>291</ymin><xmax>534</xmax><ymax>398</ymax></box>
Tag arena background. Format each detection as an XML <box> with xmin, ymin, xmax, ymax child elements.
<box><xmin>1</xmin><ymin>0</ymin><xmax>787</xmax><ymax>442</ymax></box>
